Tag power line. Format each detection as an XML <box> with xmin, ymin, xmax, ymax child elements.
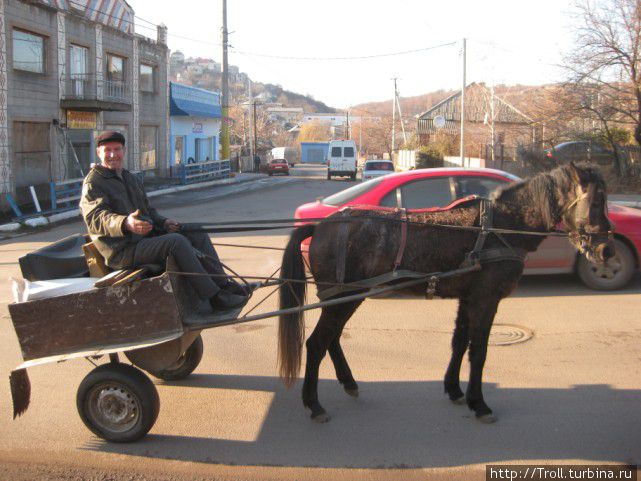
<box><xmin>231</xmin><ymin>41</ymin><xmax>458</xmax><ymax>61</ymax></box>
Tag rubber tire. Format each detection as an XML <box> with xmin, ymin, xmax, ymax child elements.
<box><xmin>148</xmin><ymin>335</ymin><xmax>204</xmax><ymax>381</ymax></box>
<box><xmin>577</xmin><ymin>238</ymin><xmax>635</xmax><ymax>290</ymax></box>
<box><xmin>77</xmin><ymin>363</ymin><xmax>160</xmax><ymax>443</ymax></box>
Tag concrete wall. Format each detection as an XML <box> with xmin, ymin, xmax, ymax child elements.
<box><xmin>5</xmin><ymin>0</ymin><xmax>59</xmax><ymax>193</ymax></box>
<box><xmin>1</xmin><ymin>0</ymin><xmax>169</xmax><ymax>206</ymax></box>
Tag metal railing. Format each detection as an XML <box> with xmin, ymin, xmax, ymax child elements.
<box><xmin>174</xmin><ymin>159</ymin><xmax>231</xmax><ymax>185</ymax></box>
<box><xmin>62</xmin><ymin>73</ymin><xmax>131</xmax><ymax>104</ymax></box>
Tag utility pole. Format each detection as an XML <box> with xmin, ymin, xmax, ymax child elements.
<box><xmin>247</xmin><ymin>78</ymin><xmax>254</xmax><ymax>170</ymax></box>
<box><xmin>460</xmin><ymin>38</ymin><xmax>466</xmax><ymax>167</ymax></box>
<box><xmin>395</xmin><ymin>81</ymin><xmax>407</xmax><ymax>143</ymax></box>
<box><xmin>359</xmin><ymin>113</ymin><xmax>363</xmax><ymax>156</ymax></box>
<box><xmin>221</xmin><ymin>0</ymin><xmax>230</xmax><ymax>161</ymax></box>
<box><xmin>490</xmin><ymin>82</ymin><xmax>495</xmax><ymax>162</ymax></box>
<box><xmin>391</xmin><ymin>78</ymin><xmax>397</xmax><ymax>152</ymax></box>
<box><xmin>253</xmin><ymin>101</ymin><xmax>258</xmax><ymax>162</ymax></box>
<box><xmin>346</xmin><ymin>110</ymin><xmax>350</xmax><ymax>139</ymax></box>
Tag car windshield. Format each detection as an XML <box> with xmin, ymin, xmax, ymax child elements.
<box><xmin>270</xmin><ymin>159</ymin><xmax>286</xmax><ymax>164</ymax></box>
<box><xmin>365</xmin><ymin>161</ymin><xmax>394</xmax><ymax>171</ymax></box>
<box><xmin>323</xmin><ymin>177</ymin><xmax>385</xmax><ymax>206</ymax></box>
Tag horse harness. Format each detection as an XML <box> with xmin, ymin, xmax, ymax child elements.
<box><xmin>320</xmin><ymin>199</ymin><xmax>528</xmax><ymax>301</ymax></box>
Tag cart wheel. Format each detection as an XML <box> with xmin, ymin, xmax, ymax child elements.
<box><xmin>76</xmin><ymin>363</ymin><xmax>160</xmax><ymax>443</ymax></box>
<box><xmin>148</xmin><ymin>335</ymin><xmax>204</xmax><ymax>381</ymax></box>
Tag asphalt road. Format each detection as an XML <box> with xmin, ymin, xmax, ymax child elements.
<box><xmin>0</xmin><ymin>165</ymin><xmax>640</xmax><ymax>481</ymax></box>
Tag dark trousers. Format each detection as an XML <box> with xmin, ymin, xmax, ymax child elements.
<box><xmin>132</xmin><ymin>231</ymin><xmax>226</xmax><ymax>300</ymax></box>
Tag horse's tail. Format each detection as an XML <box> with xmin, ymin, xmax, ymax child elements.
<box><xmin>278</xmin><ymin>223</ymin><xmax>315</xmax><ymax>387</ymax></box>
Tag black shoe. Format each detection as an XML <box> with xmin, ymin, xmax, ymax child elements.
<box><xmin>223</xmin><ymin>280</ymin><xmax>261</xmax><ymax>296</ymax></box>
<box><xmin>210</xmin><ymin>290</ymin><xmax>248</xmax><ymax>310</ymax></box>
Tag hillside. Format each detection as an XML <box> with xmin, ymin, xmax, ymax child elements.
<box><xmin>352</xmin><ymin>89</ymin><xmax>457</xmax><ymax>117</ymax></box>
<box><xmin>171</xmin><ymin>70</ymin><xmax>337</xmax><ymax>113</ymax></box>
<box><xmin>351</xmin><ymin>84</ymin><xmax>550</xmax><ymax>120</ymax></box>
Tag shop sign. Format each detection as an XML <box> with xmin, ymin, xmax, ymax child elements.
<box><xmin>67</xmin><ymin>111</ymin><xmax>97</xmax><ymax>129</ymax></box>
<box><xmin>192</xmin><ymin>122</ymin><xmax>203</xmax><ymax>134</ymax></box>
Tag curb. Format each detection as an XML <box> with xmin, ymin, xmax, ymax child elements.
<box><xmin>0</xmin><ymin>174</ymin><xmax>269</xmax><ymax>236</ymax></box>
<box><xmin>614</xmin><ymin>200</ymin><xmax>641</xmax><ymax>209</ymax></box>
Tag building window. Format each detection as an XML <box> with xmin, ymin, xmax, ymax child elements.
<box><xmin>106</xmin><ymin>54</ymin><xmax>125</xmax><ymax>82</ymax></box>
<box><xmin>140</xmin><ymin>64</ymin><xmax>155</xmax><ymax>92</ymax></box>
<box><xmin>174</xmin><ymin>136</ymin><xmax>184</xmax><ymax>165</ymax></box>
<box><xmin>69</xmin><ymin>44</ymin><xmax>88</xmax><ymax>97</ymax></box>
<box><xmin>140</xmin><ymin>126</ymin><xmax>158</xmax><ymax>170</ymax></box>
<box><xmin>13</xmin><ymin>29</ymin><xmax>45</xmax><ymax>73</ymax></box>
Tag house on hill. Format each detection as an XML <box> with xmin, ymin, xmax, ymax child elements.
<box><xmin>416</xmin><ymin>83</ymin><xmax>539</xmax><ymax>162</ymax></box>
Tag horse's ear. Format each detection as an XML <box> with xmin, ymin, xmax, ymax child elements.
<box><xmin>568</xmin><ymin>162</ymin><xmax>590</xmax><ymax>188</ymax></box>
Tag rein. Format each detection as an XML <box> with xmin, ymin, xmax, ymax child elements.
<box><xmin>179</xmin><ymin>216</ymin><xmax>573</xmax><ymax>238</ymax></box>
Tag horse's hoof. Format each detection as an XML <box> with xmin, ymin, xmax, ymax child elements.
<box><xmin>451</xmin><ymin>395</ymin><xmax>466</xmax><ymax>405</ymax></box>
<box><xmin>312</xmin><ymin>412</ymin><xmax>331</xmax><ymax>423</ymax></box>
<box><xmin>476</xmin><ymin>413</ymin><xmax>497</xmax><ymax>424</ymax></box>
<box><xmin>344</xmin><ymin>388</ymin><xmax>359</xmax><ymax>398</ymax></box>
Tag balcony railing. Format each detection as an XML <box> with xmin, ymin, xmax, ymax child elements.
<box><xmin>61</xmin><ymin>73</ymin><xmax>132</xmax><ymax>110</ymax></box>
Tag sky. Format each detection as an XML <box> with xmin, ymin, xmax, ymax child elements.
<box><xmin>128</xmin><ymin>0</ymin><xmax>579</xmax><ymax>109</ymax></box>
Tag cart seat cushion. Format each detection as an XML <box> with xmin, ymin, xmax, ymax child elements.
<box><xmin>19</xmin><ymin>234</ymin><xmax>90</xmax><ymax>281</ymax></box>
<box><xmin>12</xmin><ymin>277</ymin><xmax>101</xmax><ymax>303</ymax></box>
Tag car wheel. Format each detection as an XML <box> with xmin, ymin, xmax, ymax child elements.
<box><xmin>577</xmin><ymin>238</ymin><xmax>636</xmax><ymax>290</ymax></box>
<box><xmin>77</xmin><ymin>363</ymin><xmax>160</xmax><ymax>442</ymax></box>
<box><xmin>147</xmin><ymin>335</ymin><xmax>204</xmax><ymax>381</ymax></box>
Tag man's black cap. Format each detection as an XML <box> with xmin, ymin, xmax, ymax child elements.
<box><xmin>96</xmin><ymin>130</ymin><xmax>126</xmax><ymax>147</ymax></box>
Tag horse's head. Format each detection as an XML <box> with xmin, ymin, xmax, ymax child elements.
<box><xmin>562</xmin><ymin>163</ymin><xmax>614</xmax><ymax>264</ymax></box>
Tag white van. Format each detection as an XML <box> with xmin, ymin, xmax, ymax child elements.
<box><xmin>327</xmin><ymin>140</ymin><xmax>358</xmax><ymax>180</ymax></box>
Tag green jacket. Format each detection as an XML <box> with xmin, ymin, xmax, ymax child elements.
<box><xmin>79</xmin><ymin>165</ymin><xmax>167</xmax><ymax>269</ymax></box>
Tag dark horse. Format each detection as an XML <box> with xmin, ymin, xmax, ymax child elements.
<box><xmin>277</xmin><ymin>163</ymin><xmax>614</xmax><ymax>423</ymax></box>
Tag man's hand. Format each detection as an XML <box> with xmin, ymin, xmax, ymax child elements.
<box><xmin>125</xmin><ymin>209</ymin><xmax>152</xmax><ymax>235</ymax></box>
<box><xmin>164</xmin><ymin>219</ymin><xmax>180</xmax><ymax>233</ymax></box>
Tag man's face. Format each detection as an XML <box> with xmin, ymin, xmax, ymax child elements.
<box><xmin>96</xmin><ymin>141</ymin><xmax>125</xmax><ymax>172</ymax></box>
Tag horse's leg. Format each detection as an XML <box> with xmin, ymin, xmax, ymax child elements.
<box><xmin>465</xmin><ymin>295</ymin><xmax>500</xmax><ymax>423</ymax></box>
<box><xmin>328</xmin><ymin>329</ymin><xmax>359</xmax><ymax>397</ymax></box>
<box><xmin>444</xmin><ymin>298</ymin><xmax>470</xmax><ymax>404</ymax></box>
<box><xmin>303</xmin><ymin>301</ymin><xmax>360</xmax><ymax>423</ymax></box>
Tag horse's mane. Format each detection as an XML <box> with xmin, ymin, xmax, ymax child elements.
<box><xmin>490</xmin><ymin>164</ymin><xmax>582</xmax><ymax>230</ymax></box>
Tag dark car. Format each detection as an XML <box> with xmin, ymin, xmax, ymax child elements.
<box><xmin>545</xmin><ymin>141</ymin><xmax>618</xmax><ymax>165</ymax></box>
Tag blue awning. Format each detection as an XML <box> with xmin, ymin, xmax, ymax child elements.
<box><xmin>170</xmin><ymin>82</ymin><xmax>222</xmax><ymax>118</ymax></box>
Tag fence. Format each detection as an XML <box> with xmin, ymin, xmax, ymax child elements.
<box><xmin>174</xmin><ymin>159</ymin><xmax>231</xmax><ymax>185</ymax></box>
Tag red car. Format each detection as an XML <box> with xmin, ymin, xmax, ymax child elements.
<box><xmin>296</xmin><ymin>168</ymin><xmax>641</xmax><ymax>290</ymax></box>
<box><xmin>267</xmin><ymin>158</ymin><xmax>290</xmax><ymax>176</ymax></box>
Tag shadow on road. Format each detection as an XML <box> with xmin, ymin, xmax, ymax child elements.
<box><xmin>80</xmin><ymin>375</ymin><xmax>641</xmax><ymax>469</ymax></box>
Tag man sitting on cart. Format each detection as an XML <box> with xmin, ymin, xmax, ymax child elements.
<box><xmin>80</xmin><ymin>131</ymin><xmax>248</xmax><ymax>311</ymax></box>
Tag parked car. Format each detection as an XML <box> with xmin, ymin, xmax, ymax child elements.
<box><xmin>545</xmin><ymin>141</ymin><xmax>618</xmax><ymax>166</ymax></box>
<box><xmin>327</xmin><ymin>139</ymin><xmax>358</xmax><ymax>180</ymax></box>
<box><xmin>361</xmin><ymin>160</ymin><xmax>395</xmax><ymax>182</ymax></box>
<box><xmin>267</xmin><ymin>158</ymin><xmax>290</xmax><ymax>176</ymax></box>
<box><xmin>296</xmin><ymin>168</ymin><xmax>641</xmax><ymax>290</ymax></box>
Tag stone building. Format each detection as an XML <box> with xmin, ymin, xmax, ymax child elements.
<box><xmin>0</xmin><ymin>0</ymin><xmax>170</xmax><ymax>206</ymax></box>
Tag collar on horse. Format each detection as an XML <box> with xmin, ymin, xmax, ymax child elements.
<box><xmin>459</xmin><ymin>198</ymin><xmax>528</xmax><ymax>269</ymax></box>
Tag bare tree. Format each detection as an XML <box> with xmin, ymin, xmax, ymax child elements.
<box><xmin>297</xmin><ymin>121</ymin><xmax>331</xmax><ymax>143</ymax></box>
<box><xmin>566</xmin><ymin>0</ymin><xmax>640</xmax><ymax>151</ymax></box>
